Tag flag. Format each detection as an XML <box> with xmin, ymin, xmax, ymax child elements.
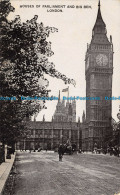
<box><xmin>62</xmin><ymin>87</ymin><xmax>69</xmax><ymax>92</ymax></box>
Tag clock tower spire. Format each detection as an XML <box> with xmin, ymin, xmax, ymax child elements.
<box><xmin>92</xmin><ymin>0</ymin><xmax>110</xmax><ymax>45</ymax></box>
<box><xmin>98</xmin><ymin>0</ymin><xmax>100</xmax><ymax>7</ymax></box>
<box><xmin>83</xmin><ymin>1</ymin><xmax>113</xmax><ymax>151</ymax></box>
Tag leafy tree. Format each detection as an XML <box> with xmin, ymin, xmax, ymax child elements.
<box><xmin>0</xmin><ymin>0</ymin><xmax>75</xmax><ymax>158</ymax></box>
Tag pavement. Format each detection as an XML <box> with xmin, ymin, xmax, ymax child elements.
<box><xmin>0</xmin><ymin>154</ymin><xmax>16</xmax><ymax>195</ymax></box>
<box><xmin>13</xmin><ymin>151</ymin><xmax>120</xmax><ymax>195</ymax></box>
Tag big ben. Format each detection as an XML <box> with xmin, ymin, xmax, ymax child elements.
<box><xmin>85</xmin><ymin>0</ymin><xmax>113</xmax><ymax>151</ymax></box>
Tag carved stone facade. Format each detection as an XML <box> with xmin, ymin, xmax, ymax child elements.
<box><xmin>83</xmin><ymin>1</ymin><xmax>113</xmax><ymax>151</ymax></box>
<box><xmin>53</xmin><ymin>91</ymin><xmax>76</xmax><ymax>122</ymax></box>
<box><xmin>16</xmin><ymin>121</ymin><xmax>81</xmax><ymax>151</ymax></box>
<box><xmin>16</xmin><ymin>90</ymin><xmax>81</xmax><ymax>151</ymax></box>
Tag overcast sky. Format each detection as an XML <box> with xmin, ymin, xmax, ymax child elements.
<box><xmin>9</xmin><ymin>0</ymin><xmax>120</xmax><ymax>122</ymax></box>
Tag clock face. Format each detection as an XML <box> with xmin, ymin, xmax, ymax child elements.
<box><xmin>96</xmin><ymin>54</ymin><xmax>108</xmax><ymax>66</ymax></box>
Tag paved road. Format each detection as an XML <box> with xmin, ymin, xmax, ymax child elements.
<box><xmin>13</xmin><ymin>151</ymin><xmax>120</xmax><ymax>195</ymax></box>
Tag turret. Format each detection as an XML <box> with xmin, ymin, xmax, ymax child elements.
<box><xmin>34</xmin><ymin>116</ymin><xmax>36</xmax><ymax>122</ymax></box>
<box><xmin>82</xmin><ymin>110</ymin><xmax>86</xmax><ymax>123</ymax></box>
<box><xmin>58</xmin><ymin>90</ymin><xmax>60</xmax><ymax>102</ymax></box>
<box><xmin>43</xmin><ymin>115</ymin><xmax>45</xmax><ymax>122</ymax></box>
<box><xmin>72</xmin><ymin>99</ymin><xmax>76</xmax><ymax>122</ymax></box>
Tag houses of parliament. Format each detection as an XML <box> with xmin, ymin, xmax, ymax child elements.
<box><xmin>17</xmin><ymin>1</ymin><xmax>113</xmax><ymax>151</ymax></box>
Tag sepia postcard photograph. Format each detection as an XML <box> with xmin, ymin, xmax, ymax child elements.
<box><xmin>0</xmin><ymin>0</ymin><xmax>120</xmax><ymax>194</ymax></box>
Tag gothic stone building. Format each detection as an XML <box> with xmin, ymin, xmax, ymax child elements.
<box><xmin>82</xmin><ymin>1</ymin><xmax>113</xmax><ymax>151</ymax></box>
<box><xmin>16</xmin><ymin>121</ymin><xmax>81</xmax><ymax>151</ymax></box>
<box><xmin>53</xmin><ymin>90</ymin><xmax>76</xmax><ymax>123</ymax></box>
<box><xmin>16</xmin><ymin>92</ymin><xmax>82</xmax><ymax>151</ymax></box>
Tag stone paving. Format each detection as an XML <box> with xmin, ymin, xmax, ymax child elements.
<box><xmin>0</xmin><ymin>154</ymin><xmax>15</xmax><ymax>195</ymax></box>
<box><xmin>13</xmin><ymin>151</ymin><xmax>120</xmax><ymax>195</ymax></box>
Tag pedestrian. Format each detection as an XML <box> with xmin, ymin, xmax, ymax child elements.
<box><xmin>58</xmin><ymin>144</ymin><xmax>64</xmax><ymax>162</ymax></box>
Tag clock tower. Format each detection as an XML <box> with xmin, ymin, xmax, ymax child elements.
<box><xmin>85</xmin><ymin>1</ymin><xmax>113</xmax><ymax>151</ymax></box>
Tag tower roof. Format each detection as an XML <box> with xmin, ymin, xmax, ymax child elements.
<box><xmin>93</xmin><ymin>0</ymin><xmax>106</xmax><ymax>32</ymax></box>
<box><xmin>91</xmin><ymin>0</ymin><xmax>110</xmax><ymax>45</ymax></box>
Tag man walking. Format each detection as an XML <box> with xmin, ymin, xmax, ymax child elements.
<box><xmin>58</xmin><ymin>144</ymin><xmax>64</xmax><ymax>161</ymax></box>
